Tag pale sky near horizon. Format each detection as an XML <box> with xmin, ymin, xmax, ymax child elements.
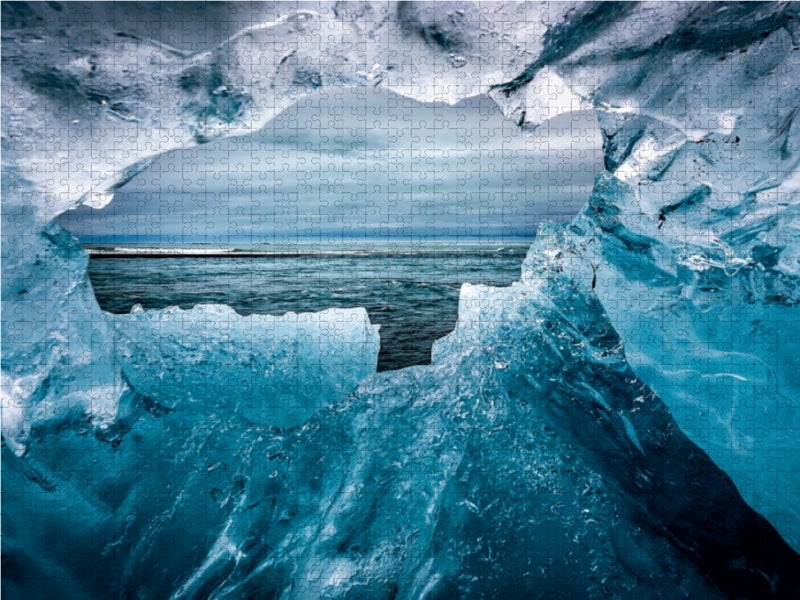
<box><xmin>57</xmin><ymin>85</ymin><xmax>602</xmax><ymax>246</ymax></box>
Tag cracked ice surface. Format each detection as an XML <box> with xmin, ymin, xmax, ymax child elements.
<box><xmin>2</xmin><ymin>2</ymin><xmax>800</xmax><ymax>597</ymax></box>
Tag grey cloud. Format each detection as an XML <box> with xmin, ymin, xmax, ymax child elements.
<box><xmin>57</xmin><ymin>86</ymin><xmax>602</xmax><ymax>243</ymax></box>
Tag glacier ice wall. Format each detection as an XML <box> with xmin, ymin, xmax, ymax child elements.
<box><xmin>2</xmin><ymin>1</ymin><xmax>800</xmax><ymax>596</ymax></box>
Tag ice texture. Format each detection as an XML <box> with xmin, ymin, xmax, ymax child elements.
<box><xmin>2</xmin><ymin>1</ymin><xmax>800</xmax><ymax>597</ymax></box>
<box><xmin>1</xmin><ymin>220</ymin><xmax>124</xmax><ymax>456</ymax></box>
<box><xmin>115</xmin><ymin>304</ymin><xmax>379</xmax><ymax>428</ymax></box>
<box><xmin>4</xmin><ymin>259</ymin><xmax>799</xmax><ymax>599</ymax></box>
<box><xmin>0</xmin><ymin>215</ymin><xmax>379</xmax><ymax>444</ymax></box>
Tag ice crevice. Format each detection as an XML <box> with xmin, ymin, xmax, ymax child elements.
<box><xmin>2</xmin><ymin>2</ymin><xmax>800</xmax><ymax>598</ymax></box>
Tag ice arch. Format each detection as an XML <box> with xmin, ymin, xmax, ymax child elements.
<box><xmin>2</xmin><ymin>1</ymin><xmax>596</xmax><ymax>444</ymax></box>
<box><xmin>3</xmin><ymin>2</ymin><xmax>800</xmax><ymax>595</ymax></box>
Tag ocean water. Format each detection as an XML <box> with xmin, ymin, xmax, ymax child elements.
<box><xmin>86</xmin><ymin>243</ymin><xmax>531</xmax><ymax>371</ymax></box>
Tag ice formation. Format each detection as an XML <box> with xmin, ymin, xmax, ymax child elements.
<box><xmin>115</xmin><ymin>304</ymin><xmax>379</xmax><ymax>428</ymax></box>
<box><xmin>2</xmin><ymin>2</ymin><xmax>799</xmax><ymax>597</ymax></box>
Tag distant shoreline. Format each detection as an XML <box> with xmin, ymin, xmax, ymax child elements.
<box><xmin>84</xmin><ymin>241</ymin><xmax>534</xmax><ymax>259</ymax></box>
<box><xmin>87</xmin><ymin>247</ymin><xmax>531</xmax><ymax>259</ymax></box>
<box><xmin>88</xmin><ymin>252</ymin><xmax>292</xmax><ymax>259</ymax></box>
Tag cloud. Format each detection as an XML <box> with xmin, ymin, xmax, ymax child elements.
<box><xmin>57</xmin><ymin>87</ymin><xmax>602</xmax><ymax>242</ymax></box>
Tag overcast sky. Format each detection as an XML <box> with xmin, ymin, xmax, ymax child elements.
<box><xmin>57</xmin><ymin>85</ymin><xmax>602</xmax><ymax>246</ymax></box>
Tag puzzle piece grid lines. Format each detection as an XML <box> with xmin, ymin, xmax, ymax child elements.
<box><xmin>2</xmin><ymin>2</ymin><xmax>799</xmax><ymax>598</ymax></box>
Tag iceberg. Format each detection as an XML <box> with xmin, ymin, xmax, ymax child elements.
<box><xmin>2</xmin><ymin>1</ymin><xmax>799</xmax><ymax>597</ymax></box>
<box><xmin>115</xmin><ymin>304</ymin><xmax>379</xmax><ymax>428</ymax></box>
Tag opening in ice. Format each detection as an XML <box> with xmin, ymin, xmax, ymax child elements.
<box><xmin>56</xmin><ymin>85</ymin><xmax>602</xmax><ymax>371</ymax></box>
<box><xmin>4</xmin><ymin>2</ymin><xmax>800</xmax><ymax>597</ymax></box>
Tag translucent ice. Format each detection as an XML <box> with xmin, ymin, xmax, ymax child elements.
<box><xmin>115</xmin><ymin>304</ymin><xmax>379</xmax><ymax>428</ymax></box>
<box><xmin>0</xmin><ymin>219</ymin><xmax>123</xmax><ymax>455</ymax></box>
<box><xmin>3</xmin><ymin>2</ymin><xmax>800</xmax><ymax>597</ymax></box>
<box><xmin>3</xmin><ymin>259</ymin><xmax>798</xmax><ymax>599</ymax></box>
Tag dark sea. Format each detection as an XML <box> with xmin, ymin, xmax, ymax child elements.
<box><xmin>86</xmin><ymin>242</ymin><xmax>531</xmax><ymax>371</ymax></box>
